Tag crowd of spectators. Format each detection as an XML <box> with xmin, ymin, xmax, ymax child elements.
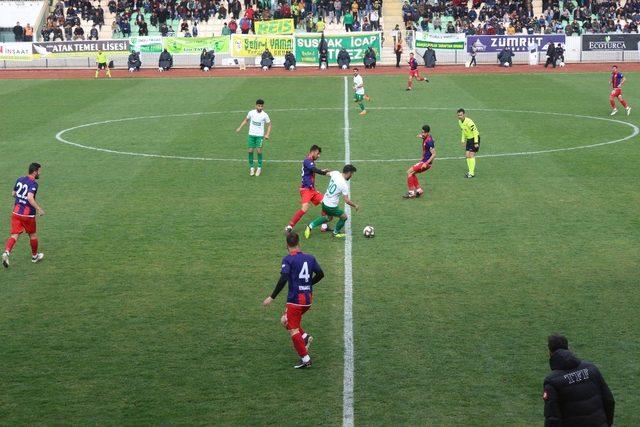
<box><xmin>401</xmin><ymin>0</ymin><xmax>640</xmax><ymax>35</ymax></box>
<box><xmin>12</xmin><ymin>22</ymin><xmax>35</xmax><ymax>41</ymax></box>
<box><xmin>40</xmin><ymin>0</ymin><xmax>104</xmax><ymax>41</ymax></box>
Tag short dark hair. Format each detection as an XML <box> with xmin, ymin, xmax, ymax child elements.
<box><xmin>256</xmin><ymin>99</ymin><xmax>264</xmax><ymax>105</ymax></box>
<box><xmin>353</xmin><ymin>67</ymin><xmax>359</xmax><ymax>71</ymax></box>
<box><xmin>310</xmin><ymin>144</ymin><xmax>321</xmax><ymax>153</ymax></box>
<box><xmin>28</xmin><ymin>162</ymin><xmax>41</xmax><ymax>174</ymax></box>
<box><xmin>422</xmin><ymin>125</ymin><xmax>430</xmax><ymax>133</ymax></box>
<box><xmin>286</xmin><ymin>231</ymin><xmax>300</xmax><ymax>247</ymax></box>
<box><xmin>457</xmin><ymin>108</ymin><xmax>465</xmax><ymax>114</ymax></box>
<box><xmin>343</xmin><ymin>164</ymin><xmax>357</xmax><ymax>174</ymax></box>
<box><xmin>548</xmin><ymin>333</ymin><xmax>569</xmax><ymax>352</ymax></box>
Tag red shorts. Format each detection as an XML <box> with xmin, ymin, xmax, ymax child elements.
<box><xmin>10</xmin><ymin>214</ymin><xmax>36</xmax><ymax>235</ymax></box>
<box><xmin>412</xmin><ymin>162</ymin><xmax>432</xmax><ymax>173</ymax></box>
<box><xmin>300</xmin><ymin>188</ymin><xmax>323</xmax><ymax>206</ymax></box>
<box><xmin>611</xmin><ymin>88</ymin><xmax>622</xmax><ymax>97</ymax></box>
<box><xmin>284</xmin><ymin>303</ymin><xmax>310</xmax><ymax>330</ymax></box>
<box><xmin>409</xmin><ymin>69</ymin><xmax>420</xmax><ymax>78</ymax></box>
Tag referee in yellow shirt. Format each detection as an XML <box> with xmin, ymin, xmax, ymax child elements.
<box><xmin>95</xmin><ymin>50</ymin><xmax>111</xmax><ymax>79</ymax></box>
<box><xmin>457</xmin><ymin>108</ymin><xmax>479</xmax><ymax>178</ymax></box>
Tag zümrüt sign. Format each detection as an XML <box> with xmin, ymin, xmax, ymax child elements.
<box><xmin>466</xmin><ymin>35</ymin><xmax>565</xmax><ymax>53</ymax></box>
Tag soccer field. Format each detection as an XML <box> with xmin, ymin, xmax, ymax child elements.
<box><xmin>1</xmin><ymin>72</ymin><xmax>639</xmax><ymax>425</ymax></box>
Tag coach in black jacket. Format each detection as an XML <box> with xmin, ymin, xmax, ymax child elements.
<box><xmin>543</xmin><ymin>334</ymin><xmax>615</xmax><ymax>427</ymax></box>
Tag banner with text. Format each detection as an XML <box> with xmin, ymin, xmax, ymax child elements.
<box><xmin>129</xmin><ymin>36</ymin><xmax>163</xmax><ymax>53</ymax></box>
<box><xmin>294</xmin><ymin>33</ymin><xmax>381</xmax><ymax>63</ymax></box>
<box><xmin>32</xmin><ymin>40</ymin><xmax>130</xmax><ymax>57</ymax></box>
<box><xmin>0</xmin><ymin>42</ymin><xmax>33</xmax><ymax>60</ymax></box>
<box><xmin>415</xmin><ymin>33</ymin><xmax>465</xmax><ymax>51</ymax></box>
<box><xmin>163</xmin><ymin>36</ymin><xmax>230</xmax><ymax>54</ymax></box>
<box><xmin>231</xmin><ymin>35</ymin><xmax>293</xmax><ymax>57</ymax></box>
<box><xmin>255</xmin><ymin>19</ymin><xmax>294</xmax><ymax>35</ymax></box>
<box><xmin>466</xmin><ymin>35</ymin><xmax>565</xmax><ymax>53</ymax></box>
<box><xmin>582</xmin><ymin>34</ymin><xmax>640</xmax><ymax>51</ymax></box>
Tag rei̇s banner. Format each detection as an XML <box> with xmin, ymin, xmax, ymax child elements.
<box><xmin>581</xmin><ymin>34</ymin><xmax>640</xmax><ymax>51</ymax></box>
<box><xmin>163</xmin><ymin>36</ymin><xmax>230</xmax><ymax>54</ymax></box>
<box><xmin>231</xmin><ymin>35</ymin><xmax>293</xmax><ymax>57</ymax></box>
<box><xmin>295</xmin><ymin>33</ymin><xmax>381</xmax><ymax>63</ymax></box>
<box><xmin>254</xmin><ymin>19</ymin><xmax>294</xmax><ymax>35</ymax></box>
<box><xmin>32</xmin><ymin>40</ymin><xmax>130</xmax><ymax>57</ymax></box>
<box><xmin>0</xmin><ymin>42</ymin><xmax>33</xmax><ymax>60</ymax></box>
<box><xmin>466</xmin><ymin>35</ymin><xmax>565</xmax><ymax>53</ymax></box>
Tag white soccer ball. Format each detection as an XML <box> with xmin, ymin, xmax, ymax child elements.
<box><xmin>341</xmin><ymin>64</ymin><xmax>347</xmax><ymax>70</ymax></box>
<box><xmin>289</xmin><ymin>65</ymin><xmax>296</xmax><ymax>70</ymax></box>
<box><xmin>128</xmin><ymin>67</ymin><xmax>134</xmax><ymax>72</ymax></box>
<box><xmin>320</xmin><ymin>62</ymin><xmax>327</xmax><ymax>70</ymax></box>
<box><xmin>320</xmin><ymin>223</ymin><xmax>329</xmax><ymax>232</ymax></box>
<box><xmin>262</xmin><ymin>65</ymin><xmax>268</xmax><ymax>71</ymax></box>
<box><xmin>203</xmin><ymin>66</ymin><xmax>209</xmax><ymax>71</ymax></box>
<box><xmin>504</xmin><ymin>62</ymin><xmax>510</xmax><ymax>67</ymax></box>
<box><xmin>158</xmin><ymin>67</ymin><xmax>163</xmax><ymax>72</ymax></box>
<box><xmin>363</xmin><ymin>225</ymin><xmax>375</xmax><ymax>238</ymax></box>
<box><xmin>559</xmin><ymin>61</ymin><xmax>565</xmax><ymax>67</ymax></box>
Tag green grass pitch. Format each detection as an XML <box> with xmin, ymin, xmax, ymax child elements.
<box><xmin>0</xmin><ymin>72</ymin><xmax>639</xmax><ymax>425</ymax></box>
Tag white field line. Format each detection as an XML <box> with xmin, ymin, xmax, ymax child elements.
<box><xmin>54</xmin><ymin>108</ymin><xmax>639</xmax><ymax>163</ymax></box>
<box><xmin>342</xmin><ymin>76</ymin><xmax>355</xmax><ymax>427</ymax></box>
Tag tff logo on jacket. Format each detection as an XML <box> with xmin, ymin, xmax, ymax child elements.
<box><xmin>563</xmin><ymin>368</ymin><xmax>589</xmax><ymax>384</ymax></box>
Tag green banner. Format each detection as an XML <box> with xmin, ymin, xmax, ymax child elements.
<box><xmin>255</xmin><ymin>19</ymin><xmax>294</xmax><ymax>35</ymax></box>
<box><xmin>415</xmin><ymin>33</ymin><xmax>465</xmax><ymax>50</ymax></box>
<box><xmin>129</xmin><ymin>36</ymin><xmax>163</xmax><ymax>53</ymax></box>
<box><xmin>162</xmin><ymin>36</ymin><xmax>230</xmax><ymax>54</ymax></box>
<box><xmin>294</xmin><ymin>33</ymin><xmax>381</xmax><ymax>63</ymax></box>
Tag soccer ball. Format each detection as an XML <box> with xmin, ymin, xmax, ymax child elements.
<box><xmin>320</xmin><ymin>223</ymin><xmax>329</xmax><ymax>232</ymax></box>
<box><xmin>289</xmin><ymin>65</ymin><xmax>296</xmax><ymax>70</ymax></box>
<box><xmin>262</xmin><ymin>65</ymin><xmax>268</xmax><ymax>71</ymax></box>
<box><xmin>559</xmin><ymin>61</ymin><xmax>565</xmax><ymax>67</ymax></box>
<box><xmin>128</xmin><ymin>67</ymin><xmax>134</xmax><ymax>72</ymax></box>
<box><xmin>363</xmin><ymin>225</ymin><xmax>375</xmax><ymax>238</ymax></box>
<box><xmin>341</xmin><ymin>64</ymin><xmax>348</xmax><ymax>70</ymax></box>
<box><xmin>320</xmin><ymin>62</ymin><xmax>327</xmax><ymax>70</ymax></box>
<box><xmin>158</xmin><ymin>67</ymin><xmax>164</xmax><ymax>72</ymax></box>
<box><xmin>203</xmin><ymin>66</ymin><xmax>210</xmax><ymax>71</ymax></box>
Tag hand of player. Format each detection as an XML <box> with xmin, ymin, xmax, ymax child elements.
<box><xmin>37</xmin><ymin>208</ymin><xmax>45</xmax><ymax>217</ymax></box>
<box><xmin>262</xmin><ymin>296</ymin><xmax>273</xmax><ymax>307</ymax></box>
<box><xmin>235</xmin><ymin>127</ymin><xmax>242</xmax><ymax>133</ymax></box>
<box><xmin>322</xmin><ymin>169</ymin><xmax>330</xmax><ymax>174</ymax></box>
<box><xmin>264</xmin><ymin>135</ymin><xmax>270</xmax><ymax>140</ymax></box>
<box><xmin>353</xmin><ymin>204</ymin><xmax>359</xmax><ymax>212</ymax></box>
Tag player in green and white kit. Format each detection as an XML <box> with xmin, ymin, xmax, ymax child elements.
<box><xmin>353</xmin><ymin>68</ymin><xmax>370</xmax><ymax>116</ymax></box>
<box><xmin>304</xmin><ymin>165</ymin><xmax>359</xmax><ymax>239</ymax></box>
<box><xmin>236</xmin><ymin>99</ymin><xmax>272</xmax><ymax>176</ymax></box>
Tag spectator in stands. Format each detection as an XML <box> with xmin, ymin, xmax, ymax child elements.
<box><xmin>370</xmin><ymin>10</ymin><xmax>379</xmax><ymax>30</ymax></box>
<box><xmin>181</xmin><ymin>20</ymin><xmax>189</xmax><ymax>33</ymax></box>
<box><xmin>158</xmin><ymin>48</ymin><xmax>173</xmax><ymax>71</ymax></box>
<box><xmin>284</xmin><ymin>51</ymin><xmax>296</xmax><ymax>70</ymax></box>
<box><xmin>544</xmin><ymin>42</ymin><xmax>556</xmax><ymax>68</ymax></box>
<box><xmin>13</xmin><ymin>22</ymin><xmax>24</xmax><ymax>42</ymax></box>
<box><xmin>193</xmin><ymin>22</ymin><xmax>199</xmax><ymax>37</ymax></box>
<box><xmin>498</xmin><ymin>47</ymin><xmax>514</xmax><ymax>67</ymax></box>
<box><xmin>260</xmin><ymin>48</ymin><xmax>274</xmax><ymax>69</ymax></box>
<box><xmin>73</xmin><ymin>25</ymin><xmax>85</xmax><ymax>40</ymax></box>
<box><xmin>128</xmin><ymin>51</ymin><xmax>142</xmax><ymax>71</ymax></box>
<box><xmin>433</xmin><ymin>15</ymin><xmax>442</xmax><ymax>32</ymax></box>
<box><xmin>221</xmin><ymin>22</ymin><xmax>231</xmax><ymax>35</ymax></box>
<box><xmin>317</xmin><ymin>18</ymin><xmax>326</xmax><ymax>33</ymax></box>
<box><xmin>89</xmin><ymin>25</ymin><xmax>99</xmax><ymax>40</ymax></box>
<box><xmin>240</xmin><ymin>14</ymin><xmax>252</xmax><ymax>34</ymax></box>
<box><xmin>138</xmin><ymin>19</ymin><xmax>148</xmax><ymax>36</ymax></box>
<box><xmin>334</xmin><ymin>0</ymin><xmax>342</xmax><ymax>23</ymax></box>
<box><xmin>160</xmin><ymin>23</ymin><xmax>169</xmax><ymax>36</ymax></box>
<box><xmin>344</xmin><ymin>11</ymin><xmax>354</xmax><ymax>31</ymax></box>
<box><xmin>423</xmin><ymin>46</ymin><xmax>436</xmax><ymax>68</ymax></box>
<box><xmin>218</xmin><ymin>4</ymin><xmax>228</xmax><ymax>19</ymax></box>
<box><xmin>228</xmin><ymin>19</ymin><xmax>238</xmax><ymax>33</ymax></box>
<box><xmin>363</xmin><ymin>47</ymin><xmax>376</xmax><ymax>68</ymax></box>
<box><xmin>230</xmin><ymin>0</ymin><xmax>242</xmax><ymax>20</ymax></box>
<box><xmin>24</xmin><ymin>24</ymin><xmax>34</xmax><ymax>42</ymax></box>
<box><xmin>53</xmin><ymin>25</ymin><xmax>63</xmax><ymax>41</ymax></box>
<box><xmin>352</xmin><ymin>19</ymin><xmax>361</xmax><ymax>31</ymax></box>
<box><xmin>338</xmin><ymin>48</ymin><xmax>351</xmax><ymax>69</ymax></box>
<box><xmin>121</xmin><ymin>20</ymin><xmax>131</xmax><ymax>37</ymax></box>
<box><xmin>362</xmin><ymin>18</ymin><xmax>372</xmax><ymax>31</ymax></box>
<box><xmin>112</xmin><ymin>20</ymin><xmax>120</xmax><ymax>37</ymax></box>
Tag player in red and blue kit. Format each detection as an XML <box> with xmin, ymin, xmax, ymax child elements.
<box><xmin>262</xmin><ymin>231</ymin><xmax>324</xmax><ymax>368</ymax></box>
<box><xmin>406</xmin><ymin>52</ymin><xmax>428</xmax><ymax>91</ymax></box>
<box><xmin>285</xmin><ymin>145</ymin><xmax>329</xmax><ymax>232</ymax></box>
<box><xmin>3</xmin><ymin>162</ymin><xmax>45</xmax><ymax>268</ymax></box>
<box><xmin>609</xmin><ymin>65</ymin><xmax>631</xmax><ymax>116</ymax></box>
<box><xmin>403</xmin><ymin>125</ymin><xmax>436</xmax><ymax>199</ymax></box>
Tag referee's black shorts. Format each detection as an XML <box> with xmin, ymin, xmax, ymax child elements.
<box><xmin>465</xmin><ymin>136</ymin><xmax>480</xmax><ymax>152</ymax></box>
<box><xmin>97</xmin><ymin>62</ymin><xmax>107</xmax><ymax>70</ymax></box>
